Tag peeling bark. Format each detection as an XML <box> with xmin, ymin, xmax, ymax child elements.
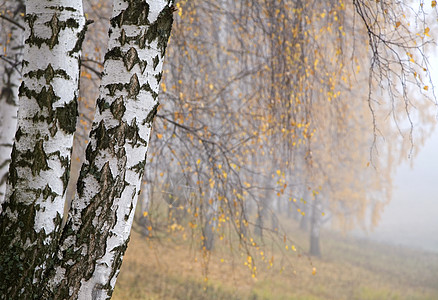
<box><xmin>0</xmin><ymin>1</ymin><xmax>86</xmax><ymax>298</ymax></box>
<box><xmin>43</xmin><ymin>1</ymin><xmax>174</xmax><ymax>299</ymax></box>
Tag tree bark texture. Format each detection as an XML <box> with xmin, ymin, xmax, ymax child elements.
<box><xmin>0</xmin><ymin>0</ymin><xmax>25</xmax><ymax>207</ymax></box>
<box><xmin>44</xmin><ymin>1</ymin><xmax>174</xmax><ymax>299</ymax></box>
<box><xmin>309</xmin><ymin>195</ymin><xmax>322</xmax><ymax>256</ymax></box>
<box><xmin>0</xmin><ymin>1</ymin><xmax>86</xmax><ymax>298</ymax></box>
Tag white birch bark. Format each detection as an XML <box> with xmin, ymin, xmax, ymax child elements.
<box><xmin>0</xmin><ymin>1</ymin><xmax>86</xmax><ymax>298</ymax></box>
<box><xmin>0</xmin><ymin>1</ymin><xmax>25</xmax><ymax>208</ymax></box>
<box><xmin>45</xmin><ymin>1</ymin><xmax>174</xmax><ymax>299</ymax></box>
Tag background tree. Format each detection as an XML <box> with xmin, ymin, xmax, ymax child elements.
<box><xmin>0</xmin><ymin>0</ymin><xmax>24</xmax><ymax>206</ymax></box>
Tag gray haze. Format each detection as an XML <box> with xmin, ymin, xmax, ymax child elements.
<box><xmin>366</xmin><ymin>129</ymin><xmax>438</xmax><ymax>253</ymax></box>
<box><xmin>361</xmin><ymin>44</ymin><xmax>438</xmax><ymax>253</ymax></box>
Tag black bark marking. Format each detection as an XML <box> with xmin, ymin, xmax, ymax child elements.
<box><xmin>152</xmin><ymin>55</ymin><xmax>159</xmax><ymax>70</ymax></box>
<box><xmin>25</xmin><ymin>13</ymin><xmax>84</xmax><ymax>50</ymax></box>
<box><xmin>126</xmin><ymin>118</ymin><xmax>147</xmax><ymax>147</ymax></box>
<box><xmin>139</xmin><ymin>60</ymin><xmax>147</xmax><ymax>74</ymax></box>
<box><xmin>110</xmin><ymin>0</ymin><xmax>150</xmax><ymax>28</ymax></box>
<box><xmin>123</xmin><ymin>47</ymin><xmax>139</xmax><ymax>71</ymax></box>
<box><xmin>145</xmin><ymin>102</ymin><xmax>159</xmax><ymax>124</ymax></box>
<box><xmin>97</xmin><ymin>97</ymin><xmax>111</xmax><ymax>113</ymax></box>
<box><xmin>31</xmin><ymin>140</ymin><xmax>49</xmax><ymax>176</ymax></box>
<box><xmin>94</xmin><ymin>121</ymin><xmax>111</xmax><ymax>152</ymax></box>
<box><xmin>56</xmin><ymin>97</ymin><xmax>78</xmax><ymax>134</ymax></box>
<box><xmin>14</xmin><ymin>127</ymin><xmax>23</xmax><ymax>142</ymax></box>
<box><xmin>104</xmin><ymin>47</ymin><xmax>122</xmax><ymax>62</ymax></box>
<box><xmin>141</xmin><ymin>82</ymin><xmax>158</xmax><ymax>100</ymax></box>
<box><xmin>40</xmin><ymin>184</ymin><xmax>58</xmax><ymax>202</ymax></box>
<box><xmin>120</xmin><ymin>28</ymin><xmax>127</xmax><ymax>46</ymax></box>
<box><xmin>19</xmin><ymin>84</ymin><xmax>60</xmax><ymax>121</ymax></box>
<box><xmin>130</xmin><ymin>159</ymin><xmax>146</xmax><ymax>177</ymax></box>
<box><xmin>68</xmin><ymin>19</ymin><xmax>93</xmax><ymax>56</ymax></box>
<box><xmin>128</xmin><ymin>73</ymin><xmax>140</xmax><ymax>98</ymax></box>
<box><xmin>144</xmin><ymin>6</ymin><xmax>174</xmax><ymax>56</ymax></box>
<box><xmin>110</xmin><ymin>96</ymin><xmax>126</xmax><ymax>121</ymax></box>
<box><xmin>25</xmin><ymin>64</ymin><xmax>71</xmax><ymax>83</ymax></box>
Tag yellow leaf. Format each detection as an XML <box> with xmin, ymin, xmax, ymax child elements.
<box><xmin>432</xmin><ymin>1</ymin><xmax>436</xmax><ymax>8</ymax></box>
<box><xmin>395</xmin><ymin>21</ymin><xmax>401</xmax><ymax>28</ymax></box>
<box><xmin>161</xmin><ymin>82</ymin><xmax>167</xmax><ymax>92</ymax></box>
<box><xmin>143</xmin><ymin>211</ymin><xmax>148</xmax><ymax>217</ymax></box>
<box><xmin>276</xmin><ymin>169</ymin><xmax>281</xmax><ymax>176</ymax></box>
<box><xmin>312</xmin><ymin>267</ymin><xmax>317</xmax><ymax>275</ymax></box>
<box><xmin>424</xmin><ymin>85</ymin><xmax>429</xmax><ymax>91</ymax></box>
<box><xmin>196</xmin><ymin>159</ymin><xmax>201</xmax><ymax>164</ymax></box>
<box><xmin>176</xmin><ymin>3</ymin><xmax>183</xmax><ymax>16</ymax></box>
<box><xmin>425</xmin><ymin>27</ymin><xmax>430</xmax><ymax>37</ymax></box>
<box><xmin>157</xmin><ymin>133</ymin><xmax>163</xmax><ymax>139</ymax></box>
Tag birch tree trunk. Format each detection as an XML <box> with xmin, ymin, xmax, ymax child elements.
<box><xmin>309</xmin><ymin>195</ymin><xmax>322</xmax><ymax>256</ymax></box>
<box><xmin>0</xmin><ymin>0</ymin><xmax>25</xmax><ymax>207</ymax></box>
<box><xmin>44</xmin><ymin>1</ymin><xmax>174</xmax><ymax>298</ymax></box>
<box><xmin>0</xmin><ymin>1</ymin><xmax>85</xmax><ymax>298</ymax></box>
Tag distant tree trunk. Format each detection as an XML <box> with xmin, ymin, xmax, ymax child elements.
<box><xmin>299</xmin><ymin>195</ymin><xmax>309</xmax><ymax>231</ymax></box>
<box><xmin>271</xmin><ymin>211</ymin><xmax>279</xmax><ymax>231</ymax></box>
<box><xmin>43</xmin><ymin>1</ymin><xmax>174</xmax><ymax>298</ymax></box>
<box><xmin>0</xmin><ymin>1</ymin><xmax>86</xmax><ymax>297</ymax></box>
<box><xmin>309</xmin><ymin>195</ymin><xmax>322</xmax><ymax>256</ymax></box>
<box><xmin>255</xmin><ymin>190</ymin><xmax>269</xmax><ymax>238</ymax></box>
<box><xmin>0</xmin><ymin>0</ymin><xmax>25</xmax><ymax>207</ymax></box>
<box><xmin>202</xmin><ymin>186</ymin><xmax>219</xmax><ymax>250</ymax></box>
<box><xmin>136</xmin><ymin>167</ymin><xmax>153</xmax><ymax>237</ymax></box>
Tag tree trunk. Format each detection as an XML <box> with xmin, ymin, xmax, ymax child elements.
<box><xmin>309</xmin><ymin>195</ymin><xmax>321</xmax><ymax>257</ymax></box>
<box><xmin>43</xmin><ymin>1</ymin><xmax>174</xmax><ymax>299</ymax></box>
<box><xmin>0</xmin><ymin>1</ymin><xmax>86</xmax><ymax>298</ymax></box>
<box><xmin>299</xmin><ymin>195</ymin><xmax>309</xmax><ymax>231</ymax></box>
<box><xmin>0</xmin><ymin>0</ymin><xmax>25</xmax><ymax>207</ymax></box>
<box><xmin>203</xmin><ymin>188</ymin><xmax>218</xmax><ymax>251</ymax></box>
<box><xmin>136</xmin><ymin>167</ymin><xmax>153</xmax><ymax>237</ymax></box>
<box><xmin>254</xmin><ymin>203</ymin><xmax>265</xmax><ymax>237</ymax></box>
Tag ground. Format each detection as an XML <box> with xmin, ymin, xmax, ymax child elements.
<box><xmin>113</xmin><ymin>221</ymin><xmax>438</xmax><ymax>300</ymax></box>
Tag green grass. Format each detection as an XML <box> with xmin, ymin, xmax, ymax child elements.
<box><xmin>113</xmin><ymin>223</ymin><xmax>438</xmax><ymax>300</ymax></box>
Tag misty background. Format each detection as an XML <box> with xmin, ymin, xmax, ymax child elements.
<box><xmin>360</xmin><ymin>130</ymin><xmax>438</xmax><ymax>253</ymax></box>
<box><xmin>357</xmin><ymin>48</ymin><xmax>438</xmax><ymax>253</ymax></box>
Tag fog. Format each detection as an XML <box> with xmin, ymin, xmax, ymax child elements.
<box><xmin>356</xmin><ymin>130</ymin><xmax>437</xmax><ymax>253</ymax></box>
<box><xmin>354</xmin><ymin>42</ymin><xmax>438</xmax><ymax>253</ymax></box>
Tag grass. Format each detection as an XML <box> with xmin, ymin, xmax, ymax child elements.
<box><xmin>112</xmin><ymin>222</ymin><xmax>438</xmax><ymax>300</ymax></box>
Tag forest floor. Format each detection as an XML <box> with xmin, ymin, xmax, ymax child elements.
<box><xmin>113</xmin><ymin>221</ymin><xmax>438</xmax><ymax>300</ymax></box>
